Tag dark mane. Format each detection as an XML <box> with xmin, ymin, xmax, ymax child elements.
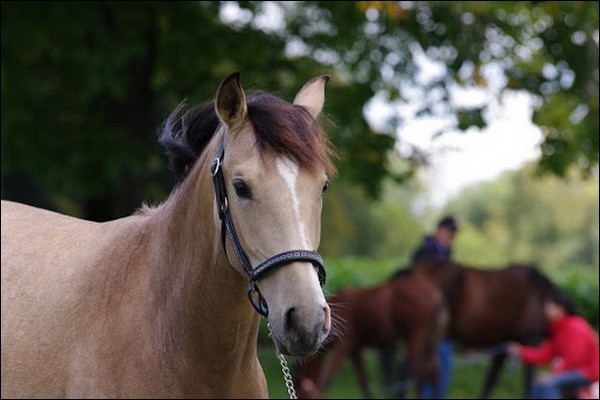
<box><xmin>524</xmin><ymin>263</ymin><xmax>555</xmax><ymax>292</ymax></box>
<box><xmin>525</xmin><ymin>264</ymin><xmax>577</xmax><ymax>315</ymax></box>
<box><xmin>158</xmin><ymin>90</ymin><xmax>336</xmax><ymax>183</ymax></box>
<box><xmin>158</xmin><ymin>101</ymin><xmax>219</xmax><ymax>180</ymax></box>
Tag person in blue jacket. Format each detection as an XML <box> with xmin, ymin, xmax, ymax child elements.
<box><xmin>411</xmin><ymin>215</ymin><xmax>458</xmax><ymax>265</ymax></box>
<box><xmin>412</xmin><ymin>215</ymin><xmax>458</xmax><ymax>399</ymax></box>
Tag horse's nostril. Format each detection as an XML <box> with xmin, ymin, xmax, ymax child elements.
<box><xmin>285</xmin><ymin>307</ymin><xmax>298</xmax><ymax>331</ymax></box>
<box><xmin>323</xmin><ymin>306</ymin><xmax>331</xmax><ymax>332</ymax></box>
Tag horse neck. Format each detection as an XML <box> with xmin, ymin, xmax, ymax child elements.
<box><xmin>147</xmin><ymin>155</ymin><xmax>261</xmax><ymax>374</ymax></box>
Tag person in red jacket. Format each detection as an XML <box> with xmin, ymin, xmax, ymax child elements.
<box><xmin>508</xmin><ymin>289</ymin><xmax>599</xmax><ymax>399</ymax></box>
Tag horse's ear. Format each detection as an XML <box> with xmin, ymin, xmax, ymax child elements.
<box><xmin>293</xmin><ymin>75</ymin><xmax>330</xmax><ymax>118</ymax></box>
<box><xmin>215</xmin><ymin>72</ymin><xmax>247</xmax><ymax>131</ymax></box>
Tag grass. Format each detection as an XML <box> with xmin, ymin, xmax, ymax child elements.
<box><xmin>259</xmin><ymin>344</ymin><xmax>527</xmax><ymax>399</ymax></box>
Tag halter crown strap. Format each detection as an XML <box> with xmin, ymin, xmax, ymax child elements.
<box><xmin>210</xmin><ymin>137</ymin><xmax>326</xmax><ymax>317</ymax></box>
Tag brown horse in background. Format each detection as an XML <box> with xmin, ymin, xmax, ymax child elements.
<box><xmin>384</xmin><ymin>259</ymin><xmax>562</xmax><ymax>398</ymax></box>
<box><xmin>294</xmin><ymin>271</ymin><xmax>448</xmax><ymax>399</ymax></box>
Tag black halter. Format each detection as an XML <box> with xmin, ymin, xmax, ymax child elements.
<box><xmin>210</xmin><ymin>137</ymin><xmax>327</xmax><ymax>317</ymax></box>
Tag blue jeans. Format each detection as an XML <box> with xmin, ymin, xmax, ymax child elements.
<box><xmin>420</xmin><ymin>339</ymin><xmax>453</xmax><ymax>399</ymax></box>
<box><xmin>529</xmin><ymin>370</ymin><xmax>591</xmax><ymax>399</ymax></box>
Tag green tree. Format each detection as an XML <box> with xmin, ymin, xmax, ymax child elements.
<box><xmin>346</xmin><ymin>1</ymin><xmax>599</xmax><ymax>179</ymax></box>
<box><xmin>320</xmin><ymin>174</ymin><xmax>425</xmax><ymax>259</ymax></box>
<box><xmin>446</xmin><ymin>162</ymin><xmax>599</xmax><ymax>270</ymax></box>
<box><xmin>252</xmin><ymin>1</ymin><xmax>598</xmax><ymax>186</ymax></box>
<box><xmin>2</xmin><ymin>2</ymin><xmax>598</xmax><ymax>221</ymax></box>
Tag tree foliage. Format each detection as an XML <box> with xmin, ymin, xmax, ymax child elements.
<box><xmin>445</xmin><ymin>162</ymin><xmax>599</xmax><ymax>271</ymax></box>
<box><xmin>348</xmin><ymin>1</ymin><xmax>598</xmax><ymax>177</ymax></box>
<box><xmin>1</xmin><ymin>1</ymin><xmax>598</xmax><ymax>221</ymax></box>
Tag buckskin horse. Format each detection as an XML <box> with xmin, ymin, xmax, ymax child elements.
<box><xmin>294</xmin><ymin>270</ymin><xmax>448</xmax><ymax>399</ymax></box>
<box><xmin>1</xmin><ymin>72</ymin><xmax>336</xmax><ymax>398</ymax></box>
<box><xmin>384</xmin><ymin>259</ymin><xmax>563</xmax><ymax>398</ymax></box>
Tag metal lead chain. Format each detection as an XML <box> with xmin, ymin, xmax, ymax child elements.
<box><xmin>267</xmin><ymin>323</ymin><xmax>297</xmax><ymax>399</ymax></box>
<box><xmin>277</xmin><ymin>352</ymin><xmax>297</xmax><ymax>399</ymax></box>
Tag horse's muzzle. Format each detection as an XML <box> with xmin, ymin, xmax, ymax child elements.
<box><xmin>271</xmin><ymin>305</ymin><xmax>330</xmax><ymax>356</ymax></box>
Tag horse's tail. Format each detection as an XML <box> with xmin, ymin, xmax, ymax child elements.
<box><xmin>524</xmin><ymin>263</ymin><xmax>581</xmax><ymax>344</ymax></box>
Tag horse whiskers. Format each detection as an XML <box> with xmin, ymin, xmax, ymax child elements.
<box><xmin>326</xmin><ymin>301</ymin><xmax>348</xmax><ymax>341</ymax></box>
<box><xmin>324</xmin><ymin>323</ymin><xmax>344</xmax><ymax>347</ymax></box>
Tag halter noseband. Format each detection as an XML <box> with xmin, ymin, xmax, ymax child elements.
<box><xmin>210</xmin><ymin>137</ymin><xmax>327</xmax><ymax>317</ymax></box>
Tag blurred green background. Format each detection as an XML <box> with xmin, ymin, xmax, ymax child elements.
<box><xmin>2</xmin><ymin>2</ymin><xmax>598</xmax><ymax>398</ymax></box>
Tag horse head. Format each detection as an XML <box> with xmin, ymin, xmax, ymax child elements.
<box><xmin>212</xmin><ymin>73</ymin><xmax>334</xmax><ymax>356</ymax></box>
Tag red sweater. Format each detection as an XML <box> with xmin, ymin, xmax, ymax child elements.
<box><xmin>519</xmin><ymin>314</ymin><xmax>599</xmax><ymax>381</ymax></box>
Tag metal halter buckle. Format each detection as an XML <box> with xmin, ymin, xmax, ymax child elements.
<box><xmin>210</xmin><ymin>157</ymin><xmax>221</xmax><ymax>177</ymax></box>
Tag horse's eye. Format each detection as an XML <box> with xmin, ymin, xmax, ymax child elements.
<box><xmin>233</xmin><ymin>179</ymin><xmax>252</xmax><ymax>199</ymax></box>
<box><xmin>321</xmin><ymin>179</ymin><xmax>330</xmax><ymax>196</ymax></box>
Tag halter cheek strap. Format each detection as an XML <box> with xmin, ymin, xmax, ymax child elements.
<box><xmin>210</xmin><ymin>137</ymin><xmax>327</xmax><ymax>317</ymax></box>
